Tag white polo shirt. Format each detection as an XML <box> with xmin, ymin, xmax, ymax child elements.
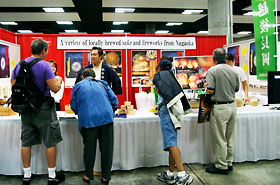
<box><xmin>232</xmin><ymin>66</ymin><xmax>247</xmax><ymax>98</ymax></box>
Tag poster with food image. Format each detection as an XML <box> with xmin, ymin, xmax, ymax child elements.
<box><xmin>132</xmin><ymin>50</ymin><xmax>157</xmax><ymax>87</ymax></box>
<box><xmin>132</xmin><ymin>77</ymin><xmax>152</xmax><ymax>87</ymax></box>
<box><xmin>104</xmin><ymin>50</ymin><xmax>122</xmax><ymax>77</ymax></box>
<box><xmin>0</xmin><ymin>44</ymin><xmax>9</xmax><ymax>78</ymax></box>
<box><xmin>174</xmin><ymin>56</ymin><xmax>215</xmax><ymax>89</ymax></box>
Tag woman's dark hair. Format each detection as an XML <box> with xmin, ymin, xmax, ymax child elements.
<box><xmin>48</xmin><ymin>60</ymin><xmax>58</xmax><ymax>75</ymax></box>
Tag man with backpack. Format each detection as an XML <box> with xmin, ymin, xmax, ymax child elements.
<box><xmin>11</xmin><ymin>39</ymin><xmax>65</xmax><ymax>185</ymax></box>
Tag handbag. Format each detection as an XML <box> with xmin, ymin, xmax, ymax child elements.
<box><xmin>197</xmin><ymin>93</ymin><xmax>213</xmax><ymax>123</ymax></box>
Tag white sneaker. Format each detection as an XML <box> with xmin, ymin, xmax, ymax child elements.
<box><xmin>174</xmin><ymin>173</ymin><xmax>193</xmax><ymax>185</ymax></box>
<box><xmin>157</xmin><ymin>171</ymin><xmax>176</xmax><ymax>184</ymax></box>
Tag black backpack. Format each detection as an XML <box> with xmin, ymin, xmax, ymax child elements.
<box><xmin>11</xmin><ymin>58</ymin><xmax>46</xmax><ymax>114</ymax></box>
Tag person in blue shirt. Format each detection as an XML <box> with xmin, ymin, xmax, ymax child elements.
<box><xmin>70</xmin><ymin>68</ymin><xmax>118</xmax><ymax>184</ymax></box>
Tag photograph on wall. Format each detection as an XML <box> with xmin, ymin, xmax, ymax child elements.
<box><xmin>132</xmin><ymin>77</ymin><xmax>153</xmax><ymax>87</ymax></box>
<box><xmin>65</xmin><ymin>51</ymin><xmax>90</xmax><ymax>78</ymax></box>
<box><xmin>174</xmin><ymin>56</ymin><xmax>215</xmax><ymax>89</ymax></box>
<box><xmin>104</xmin><ymin>50</ymin><xmax>122</xmax><ymax>77</ymax></box>
<box><xmin>132</xmin><ymin>50</ymin><xmax>157</xmax><ymax>87</ymax></box>
<box><xmin>249</xmin><ymin>42</ymin><xmax>256</xmax><ymax>75</ymax></box>
<box><xmin>0</xmin><ymin>44</ymin><xmax>9</xmax><ymax>78</ymax></box>
<box><xmin>161</xmin><ymin>50</ymin><xmax>185</xmax><ymax>70</ymax></box>
<box><xmin>161</xmin><ymin>50</ymin><xmax>185</xmax><ymax>58</ymax></box>
<box><xmin>227</xmin><ymin>45</ymin><xmax>240</xmax><ymax>66</ymax></box>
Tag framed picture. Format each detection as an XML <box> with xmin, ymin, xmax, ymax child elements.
<box><xmin>131</xmin><ymin>50</ymin><xmax>157</xmax><ymax>87</ymax></box>
<box><xmin>161</xmin><ymin>50</ymin><xmax>185</xmax><ymax>58</ymax></box>
<box><xmin>64</xmin><ymin>51</ymin><xmax>90</xmax><ymax>88</ymax></box>
<box><xmin>174</xmin><ymin>56</ymin><xmax>215</xmax><ymax>89</ymax></box>
<box><xmin>227</xmin><ymin>45</ymin><xmax>240</xmax><ymax>67</ymax></box>
<box><xmin>104</xmin><ymin>50</ymin><xmax>122</xmax><ymax>77</ymax></box>
<box><xmin>0</xmin><ymin>44</ymin><xmax>9</xmax><ymax>78</ymax></box>
<box><xmin>249</xmin><ymin>42</ymin><xmax>256</xmax><ymax>75</ymax></box>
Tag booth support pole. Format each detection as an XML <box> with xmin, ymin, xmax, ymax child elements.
<box><xmin>275</xmin><ymin>0</ymin><xmax>279</xmax><ymax>70</ymax></box>
<box><xmin>125</xmin><ymin>33</ymin><xmax>128</xmax><ymax>101</ymax></box>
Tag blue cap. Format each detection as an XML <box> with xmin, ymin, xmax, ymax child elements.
<box><xmin>157</xmin><ymin>59</ymin><xmax>172</xmax><ymax>70</ymax></box>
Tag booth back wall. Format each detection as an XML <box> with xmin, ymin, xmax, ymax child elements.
<box><xmin>0</xmin><ymin>28</ymin><xmax>16</xmax><ymax>44</ymax></box>
<box><xmin>127</xmin><ymin>35</ymin><xmax>227</xmax><ymax>107</ymax></box>
<box><xmin>11</xmin><ymin>33</ymin><xmax>226</xmax><ymax>110</ymax></box>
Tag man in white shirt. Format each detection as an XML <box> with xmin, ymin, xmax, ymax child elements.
<box><xmin>226</xmin><ymin>53</ymin><xmax>250</xmax><ymax>103</ymax></box>
<box><xmin>75</xmin><ymin>47</ymin><xmax>122</xmax><ymax>95</ymax></box>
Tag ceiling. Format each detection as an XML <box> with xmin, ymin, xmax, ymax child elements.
<box><xmin>0</xmin><ymin>0</ymin><xmax>279</xmax><ymax>41</ymax></box>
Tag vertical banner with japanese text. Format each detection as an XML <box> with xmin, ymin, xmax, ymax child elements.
<box><xmin>251</xmin><ymin>0</ymin><xmax>276</xmax><ymax>80</ymax></box>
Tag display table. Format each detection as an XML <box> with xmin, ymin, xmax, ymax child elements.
<box><xmin>0</xmin><ymin>106</ymin><xmax>280</xmax><ymax>175</ymax></box>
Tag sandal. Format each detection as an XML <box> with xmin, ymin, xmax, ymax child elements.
<box><xmin>83</xmin><ymin>176</ymin><xmax>90</xmax><ymax>183</ymax></box>
<box><xmin>101</xmin><ymin>178</ymin><xmax>109</xmax><ymax>184</ymax></box>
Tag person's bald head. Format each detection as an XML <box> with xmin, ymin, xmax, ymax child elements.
<box><xmin>213</xmin><ymin>48</ymin><xmax>226</xmax><ymax>63</ymax></box>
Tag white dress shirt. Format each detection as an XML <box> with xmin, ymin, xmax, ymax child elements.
<box><xmin>93</xmin><ymin>62</ymin><xmax>102</xmax><ymax>80</ymax></box>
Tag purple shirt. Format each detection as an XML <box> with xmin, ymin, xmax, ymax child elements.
<box><xmin>12</xmin><ymin>57</ymin><xmax>55</xmax><ymax>96</ymax></box>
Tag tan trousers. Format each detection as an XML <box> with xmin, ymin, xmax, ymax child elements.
<box><xmin>209</xmin><ymin>102</ymin><xmax>237</xmax><ymax>170</ymax></box>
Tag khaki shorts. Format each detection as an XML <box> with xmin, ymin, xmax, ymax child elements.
<box><xmin>21</xmin><ymin>102</ymin><xmax>63</xmax><ymax>148</ymax></box>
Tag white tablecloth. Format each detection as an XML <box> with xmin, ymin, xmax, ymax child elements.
<box><xmin>0</xmin><ymin>106</ymin><xmax>280</xmax><ymax>175</ymax></box>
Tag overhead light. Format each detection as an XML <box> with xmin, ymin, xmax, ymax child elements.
<box><xmin>243</xmin><ymin>11</ymin><xmax>259</xmax><ymax>16</ymax></box>
<box><xmin>155</xmin><ymin>30</ymin><xmax>169</xmax><ymax>34</ymax></box>
<box><xmin>197</xmin><ymin>31</ymin><xmax>208</xmax><ymax>34</ymax></box>
<box><xmin>111</xmin><ymin>30</ymin><xmax>124</xmax><ymax>33</ymax></box>
<box><xmin>18</xmin><ymin>30</ymin><xmax>33</xmax><ymax>33</ymax></box>
<box><xmin>243</xmin><ymin>12</ymin><xmax>253</xmax><ymax>15</ymax></box>
<box><xmin>56</xmin><ymin>21</ymin><xmax>73</xmax><ymax>25</ymax></box>
<box><xmin>43</xmin><ymin>8</ymin><xmax>64</xmax><ymax>12</ymax></box>
<box><xmin>166</xmin><ymin>22</ymin><xmax>183</xmax><ymax>26</ymax></box>
<box><xmin>65</xmin><ymin>30</ymin><xmax>78</xmax><ymax>33</ymax></box>
<box><xmin>182</xmin><ymin>10</ymin><xmax>203</xmax><ymax>14</ymax></box>
<box><xmin>237</xmin><ymin>31</ymin><xmax>252</xmax><ymax>34</ymax></box>
<box><xmin>59</xmin><ymin>32</ymin><xmax>87</xmax><ymax>34</ymax></box>
<box><xmin>115</xmin><ymin>8</ymin><xmax>135</xmax><ymax>13</ymax></box>
<box><xmin>0</xmin><ymin>21</ymin><xmax>17</xmax><ymax>25</ymax></box>
<box><xmin>113</xmin><ymin>21</ymin><xmax>129</xmax><ymax>25</ymax></box>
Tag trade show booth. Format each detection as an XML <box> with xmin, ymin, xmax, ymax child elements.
<box><xmin>0</xmin><ymin>28</ymin><xmax>226</xmax><ymax>110</ymax></box>
<box><xmin>0</xmin><ymin>28</ymin><xmax>279</xmax><ymax>176</ymax></box>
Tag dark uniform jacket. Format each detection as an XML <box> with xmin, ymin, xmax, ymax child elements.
<box><xmin>153</xmin><ymin>70</ymin><xmax>191</xmax><ymax>111</ymax></box>
<box><xmin>75</xmin><ymin>63</ymin><xmax>122</xmax><ymax>95</ymax></box>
